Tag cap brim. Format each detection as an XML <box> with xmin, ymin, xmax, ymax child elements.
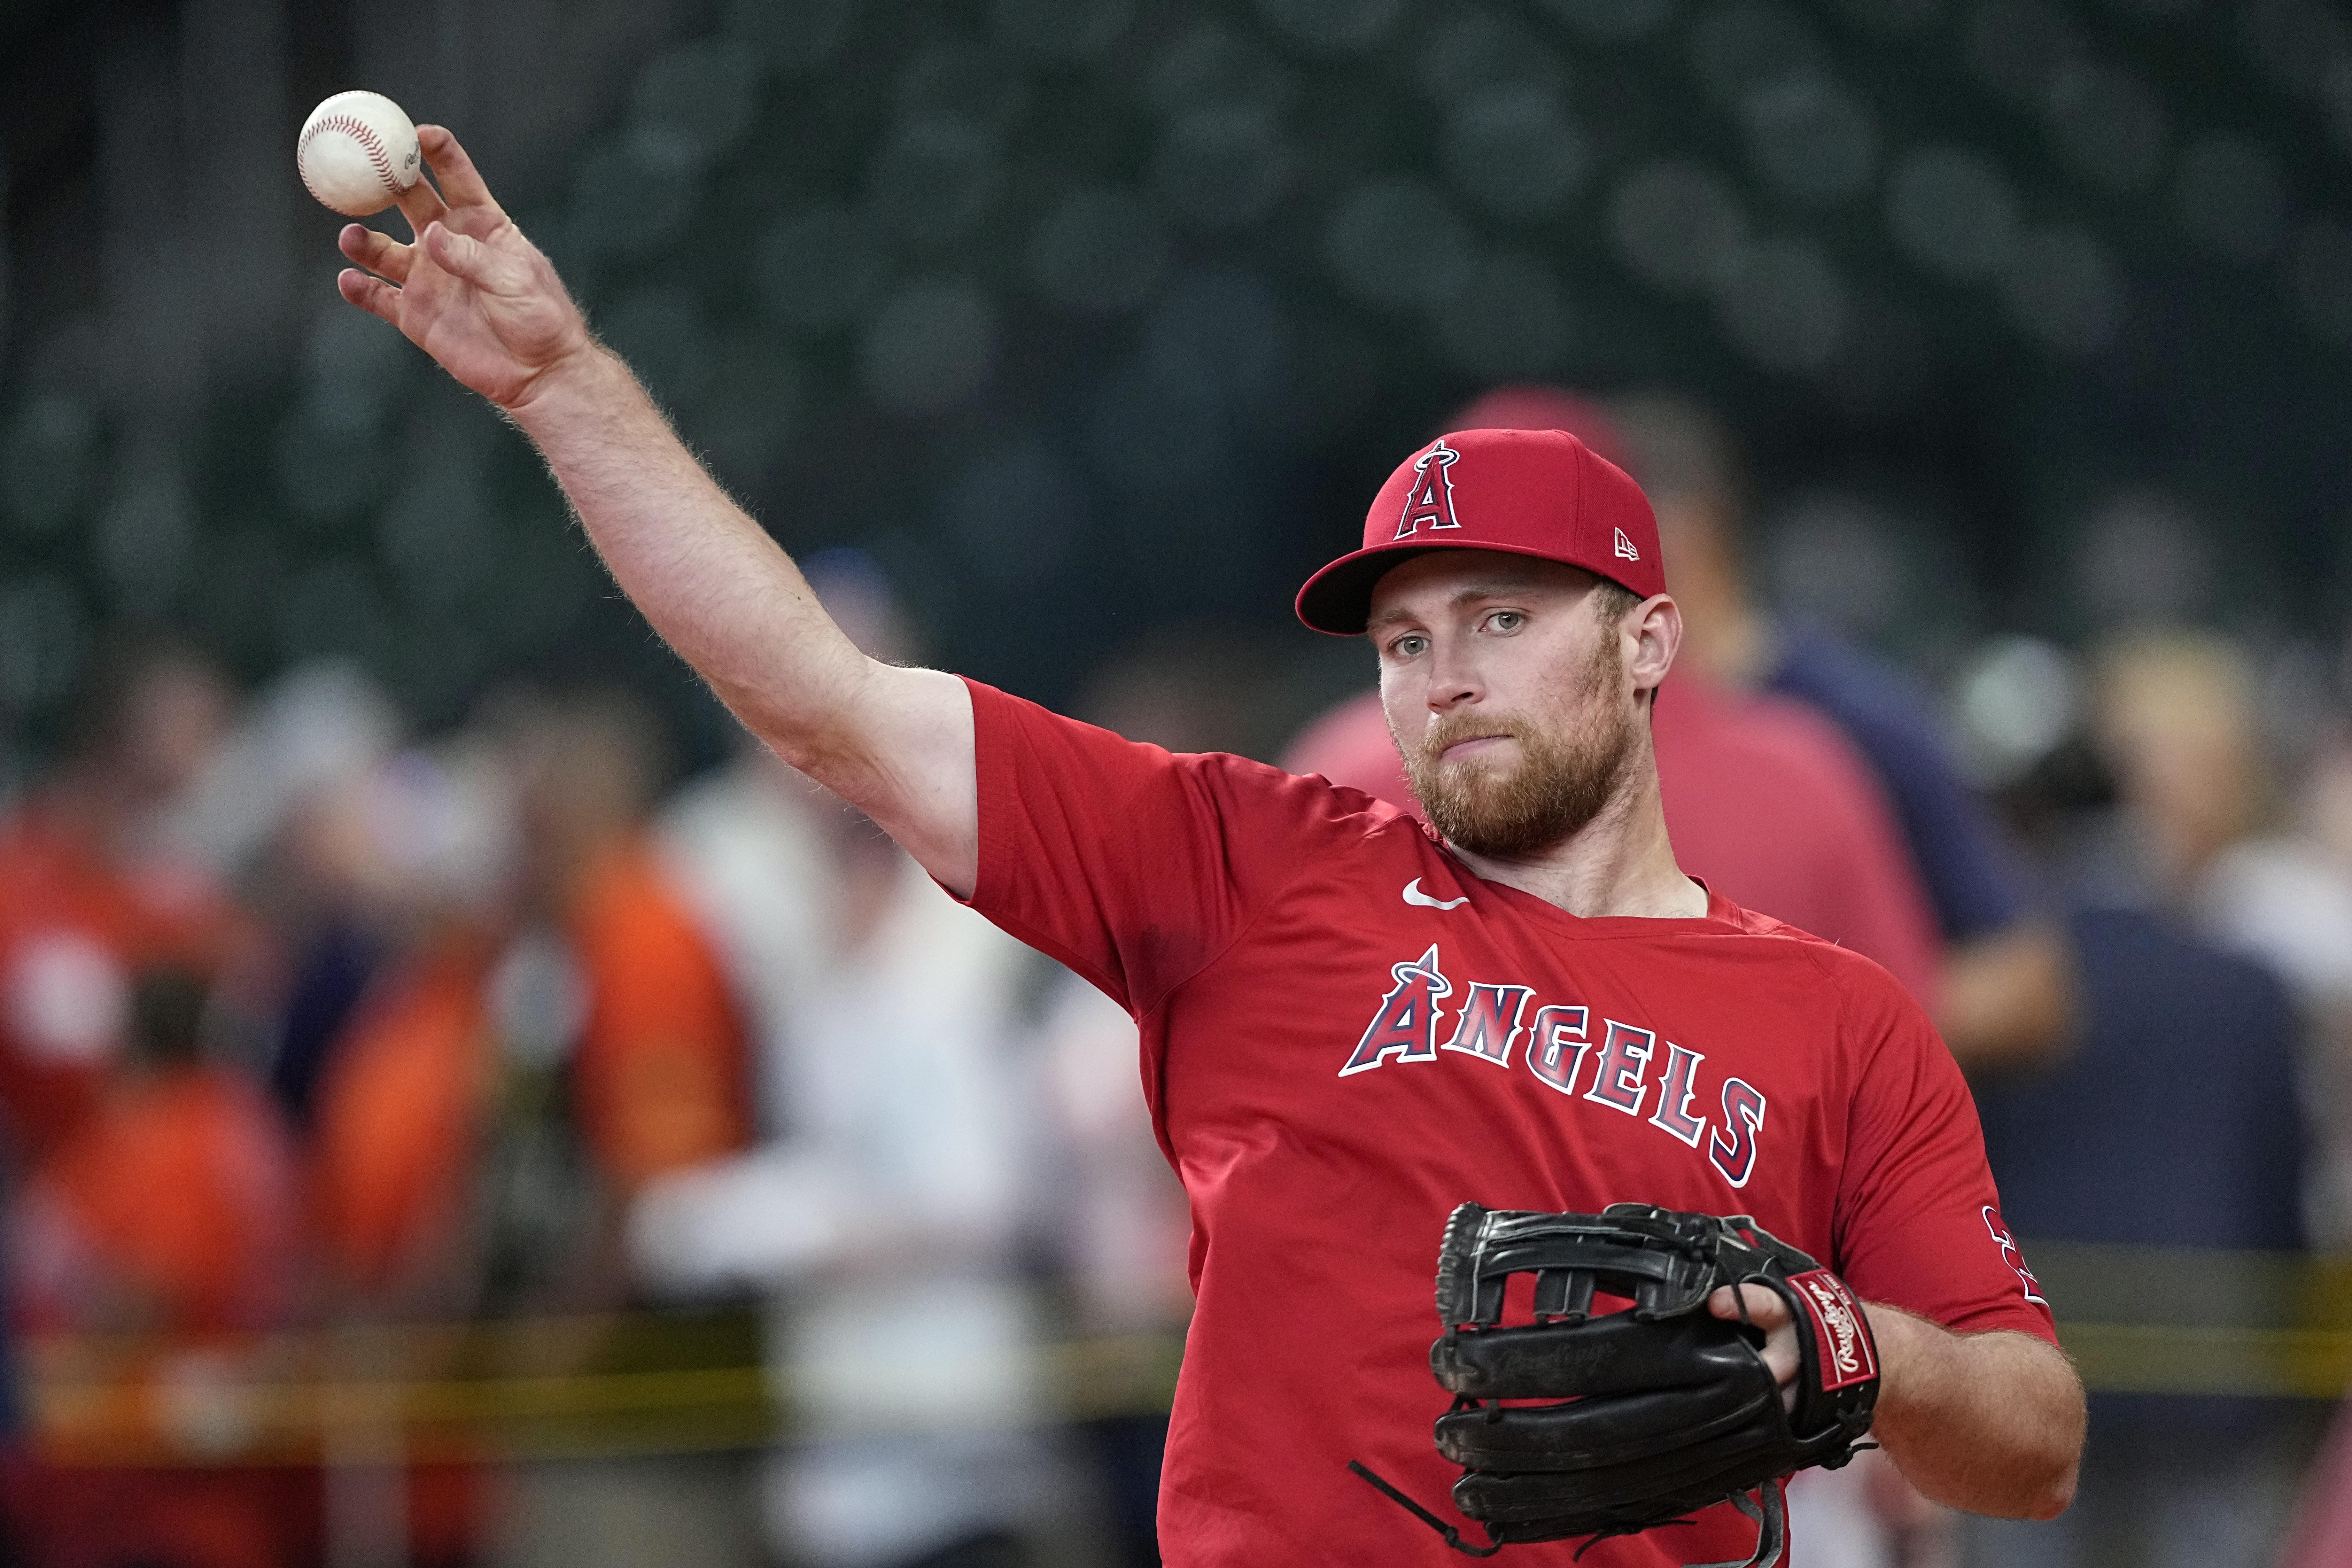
<box><xmin>1294</xmin><ymin>543</ymin><xmax>1441</xmax><ymax>635</ymax></box>
<box><xmin>1295</xmin><ymin>539</ymin><xmax>1628</xmax><ymax>635</ymax></box>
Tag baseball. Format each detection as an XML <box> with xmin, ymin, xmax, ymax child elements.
<box><xmin>296</xmin><ymin>90</ymin><xmax>421</xmax><ymax>217</ymax></box>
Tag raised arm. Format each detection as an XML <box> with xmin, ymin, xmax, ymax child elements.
<box><xmin>334</xmin><ymin>126</ymin><xmax>978</xmax><ymax>894</ymax></box>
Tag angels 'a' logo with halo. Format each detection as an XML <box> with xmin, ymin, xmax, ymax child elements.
<box><xmin>1395</xmin><ymin>441</ymin><xmax>1464</xmax><ymax>538</ymax></box>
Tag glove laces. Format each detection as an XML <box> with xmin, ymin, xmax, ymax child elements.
<box><xmin>1345</xmin><ymin>1462</ymin><xmax>1791</xmax><ymax>1568</ymax></box>
<box><xmin>1345</xmin><ymin>1461</ymin><xmax>1503</xmax><ymax>1556</ymax></box>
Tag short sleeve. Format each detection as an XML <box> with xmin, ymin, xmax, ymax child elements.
<box><xmin>961</xmin><ymin>678</ymin><xmax>1377</xmax><ymax>1017</ymax></box>
<box><xmin>1829</xmin><ymin>962</ymin><xmax>2058</xmax><ymax>1343</ymax></box>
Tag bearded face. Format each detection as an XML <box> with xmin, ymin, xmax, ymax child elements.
<box><xmin>1396</xmin><ymin>620</ymin><xmax>1640</xmax><ymax>859</ymax></box>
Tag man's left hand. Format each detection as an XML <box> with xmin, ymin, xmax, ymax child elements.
<box><xmin>1708</xmin><ymin>1282</ymin><xmax>1799</xmax><ymax>1409</ymax></box>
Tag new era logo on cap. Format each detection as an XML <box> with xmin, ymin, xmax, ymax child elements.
<box><xmin>1295</xmin><ymin>427</ymin><xmax>1668</xmax><ymax>634</ymax></box>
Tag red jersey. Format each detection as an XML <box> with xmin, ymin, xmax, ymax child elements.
<box><xmin>961</xmin><ymin>681</ymin><xmax>2054</xmax><ymax>1567</ymax></box>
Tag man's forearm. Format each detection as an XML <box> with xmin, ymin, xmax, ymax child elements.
<box><xmin>507</xmin><ymin>345</ymin><xmax>871</xmax><ymax>771</ymax></box>
<box><xmin>333</xmin><ymin>130</ymin><xmax>979</xmax><ymax>886</ymax></box>
<box><xmin>1865</xmin><ymin>1304</ymin><xmax>2082</xmax><ymax>1519</ymax></box>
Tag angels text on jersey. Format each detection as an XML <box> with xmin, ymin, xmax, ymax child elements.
<box><xmin>1338</xmin><ymin>942</ymin><xmax>1769</xmax><ymax>1189</ymax></box>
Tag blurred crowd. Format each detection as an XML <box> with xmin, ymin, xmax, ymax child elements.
<box><xmin>0</xmin><ymin>389</ymin><xmax>2347</xmax><ymax>1568</ymax></box>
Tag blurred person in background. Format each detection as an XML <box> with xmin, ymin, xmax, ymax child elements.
<box><xmin>0</xmin><ymin>634</ymin><xmax>247</xmax><ymax>1169</ymax></box>
<box><xmin>162</xmin><ymin>662</ymin><xmax>409</xmax><ymax>1140</ymax></box>
<box><xmin>9</xmin><ymin>966</ymin><xmax>310</xmax><ymax>1568</ymax></box>
<box><xmin>313</xmin><ymin>683</ymin><xmax>747</xmax><ymax>1310</ymax></box>
<box><xmin>308</xmin><ymin>684</ymin><xmax>750</xmax><ymax>1566</ymax></box>
<box><xmin>2133</xmin><ymin>642</ymin><xmax>2352</xmax><ymax>1245</ymax></box>
<box><xmin>629</xmin><ymin>553</ymin><xmax>1053</xmax><ymax>1568</ymax></box>
<box><xmin>2230</xmin><ymin>678</ymin><xmax>2352</xmax><ymax>1568</ymax></box>
<box><xmin>521</xmin><ymin>686</ymin><xmax>754</xmax><ymax>1204</ymax></box>
<box><xmin>1560</xmin><ymin>387</ymin><xmax>2100</xmax><ymax>1566</ymax></box>
<box><xmin>0</xmin><ymin>634</ymin><xmax>250</xmax><ymax>1561</ymax></box>
<box><xmin>1967</xmin><ymin>629</ymin><xmax>2308</xmax><ymax>1568</ymax></box>
<box><xmin>2271</xmin><ymin>728</ymin><xmax>2352</xmax><ymax>1562</ymax></box>
<box><xmin>1028</xmin><ymin>975</ymin><xmax>1188</xmax><ymax>1568</ymax></box>
<box><xmin>303</xmin><ymin>722</ymin><xmax>521</xmax><ymax>1568</ymax></box>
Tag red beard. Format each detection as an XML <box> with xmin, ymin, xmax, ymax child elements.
<box><xmin>1399</xmin><ymin>638</ymin><xmax>1638</xmax><ymax>859</ymax></box>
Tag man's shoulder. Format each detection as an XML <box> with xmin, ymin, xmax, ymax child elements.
<box><xmin>975</xmin><ymin>676</ymin><xmax>1419</xmax><ymax>838</ymax></box>
<box><xmin>1707</xmin><ymin>894</ymin><xmax>1925</xmax><ymax>1011</ymax></box>
<box><xmin>1200</xmin><ymin>754</ymin><xmax>1446</xmax><ymax>878</ymax></box>
<box><xmin>1193</xmin><ymin>747</ymin><xmax>1412</xmax><ymax>818</ymax></box>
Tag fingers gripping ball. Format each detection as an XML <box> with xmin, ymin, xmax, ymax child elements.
<box><xmin>1350</xmin><ymin>1203</ymin><xmax>1879</xmax><ymax>1567</ymax></box>
<box><xmin>297</xmin><ymin>91</ymin><xmax>421</xmax><ymax>217</ymax></box>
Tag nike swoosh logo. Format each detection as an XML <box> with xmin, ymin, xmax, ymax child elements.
<box><xmin>1403</xmin><ymin>878</ymin><xmax>1470</xmax><ymax>910</ymax></box>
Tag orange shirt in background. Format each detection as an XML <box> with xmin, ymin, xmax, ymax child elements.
<box><xmin>311</xmin><ymin>836</ymin><xmax>750</xmax><ymax>1292</ymax></box>
<box><xmin>309</xmin><ymin>938</ymin><xmax>490</xmax><ymax>1296</ymax></box>
<box><xmin>15</xmin><ymin>1065</ymin><xmax>298</xmax><ymax>1337</ymax></box>
<box><xmin>568</xmin><ymin>838</ymin><xmax>752</xmax><ymax>1193</ymax></box>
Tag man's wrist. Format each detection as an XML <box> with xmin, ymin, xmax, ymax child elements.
<box><xmin>506</xmin><ymin>341</ymin><xmax>630</xmax><ymax>436</ymax></box>
<box><xmin>1861</xmin><ymin>1301</ymin><xmax>1924</xmax><ymax>1411</ymax></box>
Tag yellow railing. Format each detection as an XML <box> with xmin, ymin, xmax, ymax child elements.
<box><xmin>19</xmin><ymin>1241</ymin><xmax>2349</xmax><ymax>1467</ymax></box>
<box><xmin>21</xmin><ymin>1312</ymin><xmax>1187</xmax><ymax>1466</ymax></box>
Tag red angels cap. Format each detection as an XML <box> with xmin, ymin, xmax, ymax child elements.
<box><xmin>1294</xmin><ymin>426</ymin><xmax>1667</xmax><ymax>635</ymax></box>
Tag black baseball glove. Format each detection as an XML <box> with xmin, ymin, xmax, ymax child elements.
<box><xmin>1351</xmin><ymin>1202</ymin><xmax>1880</xmax><ymax>1567</ymax></box>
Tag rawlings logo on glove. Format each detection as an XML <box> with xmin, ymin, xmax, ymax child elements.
<box><xmin>1350</xmin><ymin>1202</ymin><xmax>1880</xmax><ymax>1567</ymax></box>
<box><xmin>1791</xmin><ymin>1269</ymin><xmax>1876</xmax><ymax>1390</ymax></box>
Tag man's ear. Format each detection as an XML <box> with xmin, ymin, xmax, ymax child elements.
<box><xmin>1627</xmin><ymin>594</ymin><xmax>1682</xmax><ymax>699</ymax></box>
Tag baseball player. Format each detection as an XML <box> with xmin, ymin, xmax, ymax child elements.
<box><xmin>332</xmin><ymin>129</ymin><xmax>2084</xmax><ymax>1565</ymax></box>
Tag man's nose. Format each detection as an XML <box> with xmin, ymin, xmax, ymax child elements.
<box><xmin>1425</xmin><ymin>636</ymin><xmax>1483</xmax><ymax>709</ymax></box>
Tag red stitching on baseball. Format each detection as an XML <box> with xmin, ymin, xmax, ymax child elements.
<box><xmin>300</xmin><ymin>112</ymin><xmax>403</xmax><ymax>202</ymax></box>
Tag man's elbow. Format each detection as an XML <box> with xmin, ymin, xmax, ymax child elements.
<box><xmin>1918</xmin><ymin>1337</ymin><xmax>2085</xmax><ymax>1521</ymax></box>
<box><xmin>2003</xmin><ymin>1393</ymin><xmax>2085</xmax><ymax>1520</ymax></box>
<box><xmin>2019</xmin><ymin>1451</ymin><xmax>2079</xmax><ymax>1520</ymax></box>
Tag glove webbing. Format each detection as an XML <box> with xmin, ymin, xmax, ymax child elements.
<box><xmin>1346</xmin><ymin>1459</ymin><xmax>1790</xmax><ymax>1568</ymax></box>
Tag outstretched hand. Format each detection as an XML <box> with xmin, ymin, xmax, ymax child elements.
<box><xmin>335</xmin><ymin>125</ymin><xmax>594</xmax><ymax>411</ymax></box>
<box><xmin>1710</xmin><ymin>1282</ymin><xmax>1800</xmax><ymax>1409</ymax></box>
